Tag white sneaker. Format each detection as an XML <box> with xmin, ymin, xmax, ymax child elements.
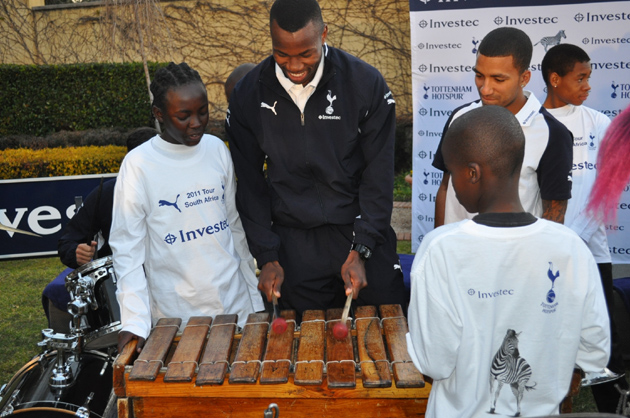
<box><xmin>581</xmin><ymin>367</ymin><xmax>624</xmax><ymax>387</ymax></box>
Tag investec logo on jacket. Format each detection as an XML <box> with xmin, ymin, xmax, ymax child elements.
<box><xmin>163</xmin><ymin>219</ymin><xmax>230</xmax><ymax>245</ymax></box>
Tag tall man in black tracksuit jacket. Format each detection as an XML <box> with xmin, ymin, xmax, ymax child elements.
<box><xmin>226</xmin><ymin>0</ymin><xmax>406</xmax><ymax>317</ymax></box>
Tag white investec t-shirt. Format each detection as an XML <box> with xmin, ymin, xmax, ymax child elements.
<box><xmin>547</xmin><ymin>104</ymin><xmax>611</xmax><ymax>263</ymax></box>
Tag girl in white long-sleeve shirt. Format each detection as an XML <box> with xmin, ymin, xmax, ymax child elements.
<box><xmin>110</xmin><ymin>63</ymin><xmax>263</xmax><ymax>353</ymax></box>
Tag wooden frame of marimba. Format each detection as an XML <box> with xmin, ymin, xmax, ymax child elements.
<box><xmin>113</xmin><ymin>304</ymin><xmax>431</xmax><ymax>418</ymax></box>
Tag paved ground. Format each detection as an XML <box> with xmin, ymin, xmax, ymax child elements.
<box><xmin>392</xmin><ymin>201</ymin><xmax>411</xmax><ymax>242</ymax></box>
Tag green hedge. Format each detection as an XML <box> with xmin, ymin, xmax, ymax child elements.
<box><xmin>1</xmin><ymin>146</ymin><xmax>126</xmax><ymax>179</ymax></box>
<box><xmin>0</xmin><ymin>62</ymin><xmax>167</xmax><ymax>136</ymax></box>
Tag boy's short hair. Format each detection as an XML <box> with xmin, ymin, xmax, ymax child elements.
<box><xmin>541</xmin><ymin>44</ymin><xmax>591</xmax><ymax>86</ymax></box>
<box><xmin>445</xmin><ymin>105</ymin><xmax>525</xmax><ymax>178</ymax></box>
<box><xmin>478</xmin><ymin>27</ymin><xmax>533</xmax><ymax>74</ymax></box>
<box><xmin>270</xmin><ymin>0</ymin><xmax>324</xmax><ymax>33</ymax></box>
<box><xmin>225</xmin><ymin>63</ymin><xmax>256</xmax><ymax>102</ymax></box>
<box><xmin>126</xmin><ymin>127</ymin><xmax>158</xmax><ymax>151</ymax></box>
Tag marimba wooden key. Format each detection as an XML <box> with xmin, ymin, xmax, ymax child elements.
<box><xmin>261</xmin><ymin>310</ymin><xmax>296</xmax><ymax>384</ymax></box>
<box><xmin>229</xmin><ymin>312</ymin><xmax>269</xmax><ymax>384</ymax></box>
<box><xmin>355</xmin><ymin>305</ymin><xmax>392</xmax><ymax>388</ymax></box>
<box><xmin>164</xmin><ymin>316</ymin><xmax>212</xmax><ymax>382</ymax></box>
<box><xmin>129</xmin><ymin>317</ymin><xmax>181</xmax><ymax>381</ymax></box>
<box><xmin>196</xmin><ymin>314</ymin><xmax>238</xmax><ymax>385</ymax></box>
<box><xmin>325</xmin><ymin>308</ymin><xmax>355</xmax><ymax>388</ymax></box>
<box><xmin>293</xmin><ymin>310</ymin><xmax>325</xmax><ymax>385</ymax></box>
<box><xmin>380</xmin><ymin>304</ymin><xmax>424</xmax><ymax>388</ymax></box>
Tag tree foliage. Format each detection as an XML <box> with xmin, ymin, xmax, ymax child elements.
<box><xmin>0</xmin><ymin>0</ymin><xmax>412</xmax><ymax>121</ymax></box>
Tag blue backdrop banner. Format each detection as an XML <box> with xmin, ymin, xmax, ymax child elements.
<box><xmin>0</xmin><ymin>174</ymin><xmax>117</xmax><ymax>260</ymax></box>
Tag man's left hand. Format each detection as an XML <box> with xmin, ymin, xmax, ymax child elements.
<box><xmin>341</xmin><ymin>250</ymin><xmax>368</xmax><ymax>299</ymax></box>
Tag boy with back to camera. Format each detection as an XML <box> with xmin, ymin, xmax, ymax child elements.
<box><xmin>542</xmin><ymin>42</ymin><xmax>629</xmax><ymax>412</ymax></box>
<box><xmin>406</xmin><ymin>105</ymin><xmax>610</xmax><ymax>418</ymax></box>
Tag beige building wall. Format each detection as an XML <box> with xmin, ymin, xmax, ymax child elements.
<box><xmin>1</xmin><ymin>0</ymin><xmax>411</xmax><ymax>121</ymax></box>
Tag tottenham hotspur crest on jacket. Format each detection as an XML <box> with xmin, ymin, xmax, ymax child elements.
<box><xmin>319</xmin><ymin>90</ymin><xmax>341</xmax><ymax>121</ymax></box>
<box><xmin>326</xmin><ymin>90</ymin><xmax>336</xmax><ymax>115</ymax></box>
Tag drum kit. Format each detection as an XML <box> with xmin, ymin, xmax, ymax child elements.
<box><xmin>0</xmin><ymin>256</ymin><xmax>121</xmax><ymax>418</ymax></box>
<box><xmin>0</xmin><ymin>220</ymin><xmax>286</xmax><ymax>417</ymax></box>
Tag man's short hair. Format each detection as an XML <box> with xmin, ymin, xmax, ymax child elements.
<box><xmin>225</xmin><ymin>63</ymin><xmax>256</xmax><ymax>102</ymax></box>
<box><xmin>541</xmin><ymin>44</ymin><xmax>591</xmax><ymax>86</ymax></box>
<box><xmin>478</xmin><ymin>27</ymin><xmax>533</xmax><ymax>74</ymax></box>
<box><xmin>445</xmin><ymin>106</ymin><xmax>525</xmax><ymax>179</ymax></box>
<box><xmin>269</xmin><ymin>0</ymin><xmax>324</xmax><ymax>33</ymax></box>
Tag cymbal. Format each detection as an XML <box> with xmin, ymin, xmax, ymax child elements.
<box><xmin>0</xmin><ymin>222</ymin><xmax>42</xmax><ymax>237</ymax></box>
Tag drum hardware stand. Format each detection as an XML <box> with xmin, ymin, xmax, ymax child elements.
<box><xmin>66</xmin><ymin>274</ymin><xmax>100</xmax><ymax>331</ymax></box>
<box><xmin>66</xmin><ymin>274</ymin><xmax>98</xmax><ymax>346</ymax></box>
<box><xmin>617</xmin><ymin>384</ymin><xmax>630</xmax><ymax>416</ymax></box>
<box><xmin>0</xmin><ymin>389</ymin><xmax>19</xmax><ymax>417</ymax></box>
<box><xmin>74</xmin><ymin>391</ymin><xmax>95</xmax><ymax>418</ymax></box>
<box><xmin>263</xmin><ymin>403</ymin><xmax>279</xmax><ymax>418</ymax></box>
<box><xmin>38</xmin><ymin>329</ymin><xmax>82</xmax><ymax>394</ymax></box>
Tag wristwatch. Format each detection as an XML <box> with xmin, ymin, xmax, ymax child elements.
<box><xmin>351</xmin><ymin>243</ymin><xmax>372</xmax><ymax>261</ymax></box>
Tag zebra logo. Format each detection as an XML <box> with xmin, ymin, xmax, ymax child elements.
<box><xmin>533</xmin><ymin>30</ymin><xmax>566</xmax><ymax>52</ymax></box>
<box><xmin>490</xmin><ymin>329</ymin><xmax>537</xmax><ymax>416</ymax></box>
<box><xmin>158</xmin><ymin>194</ymin><xmax>181</xmax><ymax>213</ymax></box>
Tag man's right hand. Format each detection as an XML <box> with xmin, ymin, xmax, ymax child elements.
<box><xmin>117</xmin><ymin>330</ymin><xmax>145</xmax><ymax>354</ymax></box>
<box><xmin>76</xmin><ymin>241</ymin><xmax>97</xmax><ymax>266</ymax></box>
<box><xmin>258</xmin><ymin>261</ymin><xmax>284</xmax><ymax>302</ymax></box>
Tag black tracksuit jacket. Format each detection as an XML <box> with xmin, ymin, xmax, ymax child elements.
<box><xmin>226</xmin><ymin>46</ymin><xmax>396</xmax><ymax>266</ymax></box>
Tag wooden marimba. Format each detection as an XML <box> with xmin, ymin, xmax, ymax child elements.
<box><xmin>113</xmin><ymin>304</ymin><xmax>431</xmax><ymax>417</ymax></box>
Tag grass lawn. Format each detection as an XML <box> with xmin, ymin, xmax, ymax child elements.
<box><xmin>0</xmin><ymin>256</ymin><xmax>623</xmax><ymax>414</ymax></box>
<box><xmin>0</xmin><ymin>257</ymin><xmax>64</xmax><ymax>384</ymax></box>
<box><xmin>394</xmin><ymin>170</ymin><xmax>412</xmax><ymax>202</ymax></box>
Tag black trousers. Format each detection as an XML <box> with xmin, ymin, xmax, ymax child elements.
<box><xmin>274</xmin><ymin>223</ymin><xmax>407</xmax><ymax>320</ymax></box>
<box><xmin>591</xmin><ymin>262</ymin><xmax>629</xmax><ymax>414</ymax></box>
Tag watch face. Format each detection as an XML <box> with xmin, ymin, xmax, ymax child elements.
<box><xmin>353</xmin><ymin>244</ymin><xmax>372</xmax><ymax>260</ymax></box>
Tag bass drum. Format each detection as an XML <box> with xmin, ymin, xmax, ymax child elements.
<box><xmin>0</xmin><ymin>350</ymin><xmax>116</xmax><ymax>418</ymax></box>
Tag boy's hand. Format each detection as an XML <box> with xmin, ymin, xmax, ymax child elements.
<box><xmin>117</xmin><ymin>330</ymin><xmax>145</xmax><ymax>354</ymax></box>
<box><xmin>76</xmin><ymin>241</ymin><xmax>97</xmax><ymax>266</ymax></box>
